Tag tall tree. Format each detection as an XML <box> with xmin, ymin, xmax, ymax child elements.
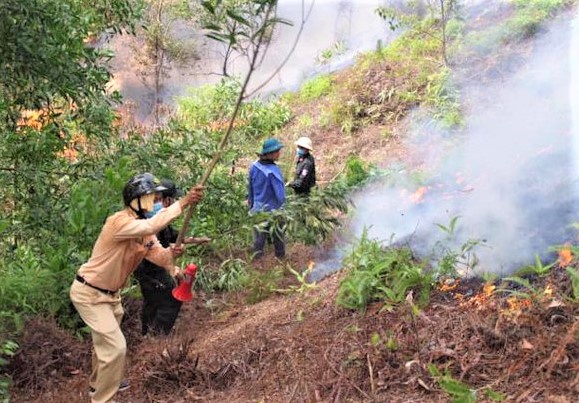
<box><xmin>0</xmin><ymin>0</ymin><xmax>141</xmax><ymax>123</ymax></box>
<box><xmin>377</xmin><ymin>0</ymin><xmax>460</xmax><ymax>66</ymax></box>
<box><xmin>0</xmin><ymin>0</ymin><xmax>142</xmax><ymax>247</ymax></box>
<box><xmin>134</xmin><ymin>0</ymin><xmax>200</xmax><ymax>125</ymax></box>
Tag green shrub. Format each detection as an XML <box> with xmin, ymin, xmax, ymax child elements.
<box><xmin>344</xmin><ymin>155</ymin><xmax>371</xmax><ymax>188</ymax></box>
<box><xmin>176</xmin><ymin>77</ymin><xmax>291</xmax><ymax>142</ymax></box>
<box><xmin>0</xmin><ymin>340</ymin><xmax>18</xmax><ymax>402</ymax></box>
<box><xmin>424</xmin><ymin>69</ymin><xmax>463</xmax><ymax>128</ymax></box>
<box><xmin>196</xmin><ymin>258</ymin><xmax>249</xmax><ymax>293</ymax></box>
<box><xmin>337</xmin><ymin>231</ymin><xmax>432</xmax><ymax>310</ymax></box>
<box><xmin>464</xmin><ymin>0</ymin><xmax>573</xmax><ymax>52</ymax></box>
<box><xmin>298</xmin><ymin>75</ymin><xmax>334</xmax><ymax>101</ymax></box>
<box><xmin>432</xmin><ymin>216</ymin><xmax>483</xmax><ymax>278</ymax></box>
<box><xmin>245</xmin><ymin>267</ymin><xmax>285</xmax><ymax>304</ymax></box>
<box><xmin>287</xmin><ymin>185</ymin><xmax>349</xmax><ymax>244</ymax></box>
<box><xmin>565</xmin><ymin>266</ymin><xmax>579</xmax><ymax>301</ymax></box>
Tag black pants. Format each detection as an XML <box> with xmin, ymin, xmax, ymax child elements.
<box><xmin>253</xmin><ymin>224</ymin><xmax>285</xmax><ymax>259</ymax></box>
<box><xmin>139</xmin><ymin>280</ymin><xmax>182</xmax><ymax>336</ymax></box>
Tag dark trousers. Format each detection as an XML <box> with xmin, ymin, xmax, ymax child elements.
<box><xmin>253</xmin><ymin>224</ymin><xmax>285</xmax><ymax>259</ymax></box>
<box><xmin>140</xmin><ymin>281</ymin><xmax>182</xmax><ymax>336</ymax></box>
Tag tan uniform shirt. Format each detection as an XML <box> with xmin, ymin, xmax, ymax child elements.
<box><xmin>77</xmin><ymin>202</ymin><xmax>183</xmax><ymax>291</ymax></box>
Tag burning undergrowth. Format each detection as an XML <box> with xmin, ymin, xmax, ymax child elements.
<box><xmin>282</xmin><ymin>273</ymin><xmax>572</xmax><ymax>401</ymax></box>
<box><xmin>7</xmin><ymin>260</ymin><xmax>578</xmax><ymax>402</ymax></box>
<box><xmin>193</xmin><ymin>271</ymin><xmax>579</xmax><ymax>401</ymax></box>
<box><xmin>123</xmin><ymin>268</ymin><xmax>578</xmax><ymax>402</ymax></box>
<box><xmin>338</xmin><ymin>4</ymin><xmax>579</xmax><ymax>279</ymax></box>
<box><xmin>346</xmin><ymin>139</ymin><xmax>576</xmax><ymax>279</ymax></box>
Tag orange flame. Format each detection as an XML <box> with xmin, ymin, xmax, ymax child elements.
<box><xmin>501</xmin><ymin>296</ymin><xmax>532</xmax><ymax>317</ymax></box>
<box><xmin>307</xmin><ymin>261</ymin><xmax>315</xmax><ymax>272</ymax></box>
<box><xmin>456</xmin><ymin>282</ymin><xmax>496</xmax><ymax>310</ymax></box>
<box><xmin>483</xmin><ymin>283</ymin><xmax>496</xmax><ymax>297</ymax></box>
<box><xmin>457</xmin><ymin>292</ymin><xmax>490</xmax><ymax>309</ymax></box>
<box><xmin>410</xmin><ymin>186</ymin><xmax>427</xmax><ymax>204</ymax></box>
<box><xmin>558</xmin><ymin>244</ymin><xmax>573</xmax><ymax>268</ymax></box>
<box><xmin>438</xmin><ymin>279</ymin><xmax>459</xmax><ymax>292</ymax></box>
<box><xmin>17</xmin><ymin>104</ymin><xmax>78</xmax><ymax>131</ymax></box>
<box><xmin>57</xmin><ymin>133</ymin><xmax>89</xmax><ymax>162</ymax></box>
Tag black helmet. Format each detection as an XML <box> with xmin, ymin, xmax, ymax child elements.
<box><xmin>160</xmin><ymin>179</ymin><xmax>184</xmax><ymax>199</ymax></box>
<box><xmin>123</xmin><ymin>173</ymin><xmax>167</xmax><ymax>206</ymax></box>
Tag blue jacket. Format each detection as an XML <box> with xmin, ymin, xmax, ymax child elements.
<box><xmin>248</xmin><ymin>159</ymin><xmax>285</xmax><ymax>213</ymax></box>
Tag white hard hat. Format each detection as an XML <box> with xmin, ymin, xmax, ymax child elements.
<box><xmin>295</xmin><ymin>136</ymin><xmax>313</xmax><ymax>151</ymax></box>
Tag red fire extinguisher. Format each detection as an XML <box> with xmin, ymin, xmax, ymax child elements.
<box><xmin>172</xmin><ymin>264</ymin><xmax>198</xmax><ymax>302</ymax></box>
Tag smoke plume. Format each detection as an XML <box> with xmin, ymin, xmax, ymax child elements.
<box><xmin>313</xmin><ymin>4</ymin><xmax>579</xmax><ymax>280</ymax></box>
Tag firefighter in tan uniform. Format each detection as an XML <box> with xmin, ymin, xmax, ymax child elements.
<box><xmin>69</xmin><ymin>172</ymin><xmax>204</xmax><ymax>403</ymax></box>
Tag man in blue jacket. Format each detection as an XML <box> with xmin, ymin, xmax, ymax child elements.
<box><xmin>248</xmin><ymin>138</ymin><xmax>286</xmax><ymax>259</ymax></box>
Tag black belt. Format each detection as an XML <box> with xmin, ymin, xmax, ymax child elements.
<box><xmin>76</xmin><ymin>275</ymin><xmax>118</xmax><ymax>296</ymax></box>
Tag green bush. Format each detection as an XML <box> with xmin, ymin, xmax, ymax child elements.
<box><xmin>506</xmin><ymin>0</ymin><xmax>570</xmax><ymax>41</ymax></box>
<box><xmin>337</xmin><ymin>231</ymin><xmax>432</xmax><ymax>310</ymax></box>
<box><xmin>249</xmin><ymin>180</ymin><xmax>350</xmax><ymax>248</ymax></box>
<box><xmin>0</xmin><ymin>339</ymin><xmax>18</xmax><ymax>402</ymax></box>
<box><xmin>343</xmin><ymin>155</ymin><xmax>371</xmax><ymax>188</ymax></box>
<box><xmin>298</xmin><ymin>75</ymin><xmax>334</xmax><ymax>101</ymax></box>
<box><xmin>245</xmin><ymin>267</ymin><xmax>285</xmax><ymax>304</ymax></box>
<box><xmin>196</xmin><ymin>258</ymin><xmax>249</xmax><ymax>293</ymax></box>
<box><xmin>176</xmin><ymin>77</ymin><xmax>291</xmax><ymax>142</ymax></box>
<box><xmin>464</xmin><ymin>0</ymin><xmax>573</xmax><ymax>53</ymax></box>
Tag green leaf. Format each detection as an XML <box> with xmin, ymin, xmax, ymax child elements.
<box><xmin>484</xmin><ymin>387</ymin><xmax>506</xmax><ymax>401</ymax></box>
<box><xmin>225</xmin><ymin>9</ymin><xmax>250</xmax><ymax>26</ymax></box>
<box><xmin>201</xmin><ymin>1</ymin><xmax>216</xmax><ymax>15</ymax></box>
<box><xmin>206</xmin><ymin>33</ymin><xmax>228</xmax><ymax>43</ymax></box>
<box><xmin>203</xmin><ymin>22</ymin><xmax>222</xmax><ymax>31</ymax></box>
<box><xmin>565</xmin><ymin>266</ymin><xmax>579</xmax><ymax>300</ymax></box>
<box><xmin>270</xmin><ymin>17</ymin><xmax>293</xmax><ymax>27</ymax></box>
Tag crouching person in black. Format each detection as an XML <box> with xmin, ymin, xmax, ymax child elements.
<box><xmin>134</xmin><ymin>179</ymin><xmax>210</xmax><ymax>336</ymax></box>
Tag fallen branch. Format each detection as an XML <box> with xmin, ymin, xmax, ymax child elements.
<box><xmin>367</xmin><ymin>353</ymin><xmax>375</xmax><ymax>395</ymax></box>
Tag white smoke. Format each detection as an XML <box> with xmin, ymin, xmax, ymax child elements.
<box><xmin>312</xmin><ymin>5</ymin><xmax>579</xmax><ymax>280</ymax></box>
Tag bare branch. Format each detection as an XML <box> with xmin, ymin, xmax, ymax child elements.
<box><xmin>245</xmin><ymin>0</ymin><xmax>315</xmax><ymax>98</ymax></box>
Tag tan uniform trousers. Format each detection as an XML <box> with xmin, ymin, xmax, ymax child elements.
<box><xmin>70</xmin><ymin>280</ymin><xmax>126</xmax><ymax>403</ymax></box>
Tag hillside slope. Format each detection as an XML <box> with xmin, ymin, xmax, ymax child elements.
<box><xmin>8</xmin><ymin>267</ymin><xmax>578</xmax><ymax>402</ymax></box>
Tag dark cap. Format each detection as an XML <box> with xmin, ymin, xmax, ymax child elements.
<box><xmin>160</xmin><ymin>179</ymin><xmax>184</xmax><ymax>198</ymax></box>
<box><xmin>259</xmin><ymin>138</ymin><xmax>284</xmax><ymax>155</ymax></box>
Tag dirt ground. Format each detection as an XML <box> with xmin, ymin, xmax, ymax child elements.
<box><xmin>7</xmin><ymin>262</ymin><xmax>579</xmax><ymax>402</ymax></box>
<box><xmin>7</xmin><ymin>4</ymin><xmax>579</xmax><ymax>403</ymax></box>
